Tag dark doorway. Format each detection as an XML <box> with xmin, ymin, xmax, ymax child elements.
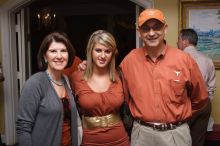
<box><xmin>29</xmin><ymin>0</ymin><xmax>136</xmax><ymax>74</ymax></box>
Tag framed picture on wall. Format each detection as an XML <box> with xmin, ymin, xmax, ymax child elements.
<box><xmin>180</xmin><ymin>0</ymin><xmax>220</xmax><ymax>69</ymax></box>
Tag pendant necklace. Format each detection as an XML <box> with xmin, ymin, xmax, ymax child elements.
<box><xmin>46</xmin><ymin>70</ymin><xmax>64</xmax><ymax>86</ymax></box>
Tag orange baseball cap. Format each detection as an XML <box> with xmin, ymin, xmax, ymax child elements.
<box><xmin>138</xmin><ymin>9</ymin><xmax>166</xmax><ymax>27</ymax></box>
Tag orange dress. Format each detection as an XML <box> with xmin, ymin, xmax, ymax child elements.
<box><xmin>71</xmin><ymin>71</ymin><xmax>130</xmax><ymax>146</ymax></box>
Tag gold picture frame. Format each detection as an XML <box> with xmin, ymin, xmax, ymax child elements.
<box><xmin>180</xmin><ymin>0</ymin><xmax>220</xmax><ymax>69</ymax></box>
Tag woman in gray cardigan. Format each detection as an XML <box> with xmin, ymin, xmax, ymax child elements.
<box><xmin>16</xmin><ymin>32</ymin><xmax>82</xmax><ymax>146</ymax></box>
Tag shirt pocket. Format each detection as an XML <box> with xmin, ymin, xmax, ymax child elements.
<box><xmin>170</xmin><ymin>80</ymin><xmax>186</xmax><ymax>103</ymax></box>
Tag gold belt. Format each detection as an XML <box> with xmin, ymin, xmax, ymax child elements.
<box><xmin>82</xmin><ymin>113</ymin><xmax>121</xmax><ymax>129</ymax></box>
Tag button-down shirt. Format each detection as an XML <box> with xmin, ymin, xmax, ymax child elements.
<box><xmin>184</xmin><ymin>46</ymin><xmax>216</xmax><ymax>100</ymax></box>
<box><xmin>120</xmin><ymin>45</ymin><xmax>208</xmax><ymax>123</ymax></box>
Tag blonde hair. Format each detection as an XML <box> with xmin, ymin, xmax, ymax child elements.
<box><xmin>83</xmin><ymin>30</ymin><xmax>118</xmax><ymax>82</ymax></box>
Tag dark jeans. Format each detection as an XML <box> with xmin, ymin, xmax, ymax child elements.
<box><xmin>188</xmin><ymin>99</ymin><xmax>211</xmax><ymax>146</ymax></box>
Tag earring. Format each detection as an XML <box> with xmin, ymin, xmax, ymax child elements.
<box><xmin>44</xmin><ymin>59</ymin><xmax>48</xmax><ymax>63</ymax></box>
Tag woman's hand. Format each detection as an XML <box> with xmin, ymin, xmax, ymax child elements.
<box><xmin>78</xmin><ymin>60</ymin><xmax>87</xmax><ymax>71</ymax></box>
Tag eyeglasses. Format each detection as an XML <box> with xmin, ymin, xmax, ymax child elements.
<box><xmin>139</xmin><ymin>24</ymin><xmax>165</xmax><ymax>33</ymax></box>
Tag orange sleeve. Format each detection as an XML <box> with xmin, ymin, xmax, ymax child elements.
<box><xmin>63</xmin><ymin>56</ymin><xmax>82</xmax><ymax>79</ymax></box>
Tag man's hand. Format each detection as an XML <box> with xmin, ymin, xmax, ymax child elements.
<box><xmin>78</xmin><ymin>60</ymin><xmax>87</xmax><ymax>71</ymax></box>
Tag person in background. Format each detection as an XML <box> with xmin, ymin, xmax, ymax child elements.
<box><xmin>177</xmin><ymin>28</ymin><xmax>216</xmax><ymax>146</ymax></box>
<box><xmin>63</xmin><ymin>56</ymin><xmax>82</xmax><ymax>79</ymax></box>
<box><xmin>70</xmin><ymin>30</ymin><xmax>130</xmax><ymax>146</ymax></box>
<box><xmin>16</xmin><ymin>32</ymin><xmax>82</xmax><ymax>146</ymax></box>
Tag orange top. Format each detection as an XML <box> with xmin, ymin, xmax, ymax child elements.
<box><xmin>70</xmin><ymin>71</ymin><xmax>129</xmax><ymax>146</ymax></box>
<box><xmin>120</xmin><ymin>44</ymin><xmax>208</xmax><ymax>123</ymax></box>
<box><xmin>71</xmin><ymin>71</ymin><xmax>124</xmax><ymax>116</ymax></box>
<box><xmin>63</xmin><ymin>56</ymin><xmax>82</xmax><ymax>79</ymax></box>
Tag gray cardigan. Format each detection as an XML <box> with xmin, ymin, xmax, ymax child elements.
<box><xmin>16</xmin><ymin>72</ymin><xmax>81</xmax><ymax>146</ymax></box>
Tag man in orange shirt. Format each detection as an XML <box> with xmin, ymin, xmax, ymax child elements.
<box><xmin>120</xmin><ymin>9</ymin><xmax>208</xmax><ymax>146</ymax></box>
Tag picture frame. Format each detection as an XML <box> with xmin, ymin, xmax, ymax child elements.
<box><xmin>180</xmin><ymin>0</ymin><xmax>220</xmax><ymax>69</ymax></box>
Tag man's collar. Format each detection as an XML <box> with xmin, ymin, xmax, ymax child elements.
<box><xmin>144</xmin><ymin>43</ymin><xmax>167</xmax><ymax>57</ymax></box>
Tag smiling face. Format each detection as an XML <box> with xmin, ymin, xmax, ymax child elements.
<box><xmin>83</xmin><ymin>30</ymin><xmax>117</xmax><ymax>81</ymax></box>
<box><xmin>92</xmin><ymin>43</ymin><xmax>113</xmax><ymax>70</ymax></box>
<box><xmin>44</xmin><ymin>41</ymin><xmax>68</xmax><ymax>72</ymax></box>
<box><xmin>138</xmin><ymin>19</ymin><xmax>167</xmax><ymax>49</ymax></box>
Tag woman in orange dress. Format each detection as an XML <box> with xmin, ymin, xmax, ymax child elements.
<box><xmin>70</xmin><ymin>30</ymin><xmax>129</xmax><ymax>146</ymax></box>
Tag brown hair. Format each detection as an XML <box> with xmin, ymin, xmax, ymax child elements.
<box><xmin>37</xmin><ymin>32</ymin><xmax>75</xmax><ymax>71</ymax></box>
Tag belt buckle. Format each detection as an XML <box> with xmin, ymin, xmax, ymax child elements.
<box><xmin>154</xmin><ymin>123</ymin><xmax>177</xmax><ymax>131</ymax></box>
<box><xmin>152</xmin><ymin>123</ymin><xmax>165</xmax><ymax>131</ymax></box>
<box><xmin>158</xmin><ymin>124</ymin><xmax>167</xmax><ymax>131</ymax></box>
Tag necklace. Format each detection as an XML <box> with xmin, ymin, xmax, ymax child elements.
<box><xmin>46</xmin><ymin>70</ymin><xmax>64</xmax><ymax>86</ymax></box>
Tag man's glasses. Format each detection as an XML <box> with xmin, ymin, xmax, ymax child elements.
<box><xmin>139</xmin><ymin>24</ymin><xmax>165</xmax><ymax>33</ymax></box>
